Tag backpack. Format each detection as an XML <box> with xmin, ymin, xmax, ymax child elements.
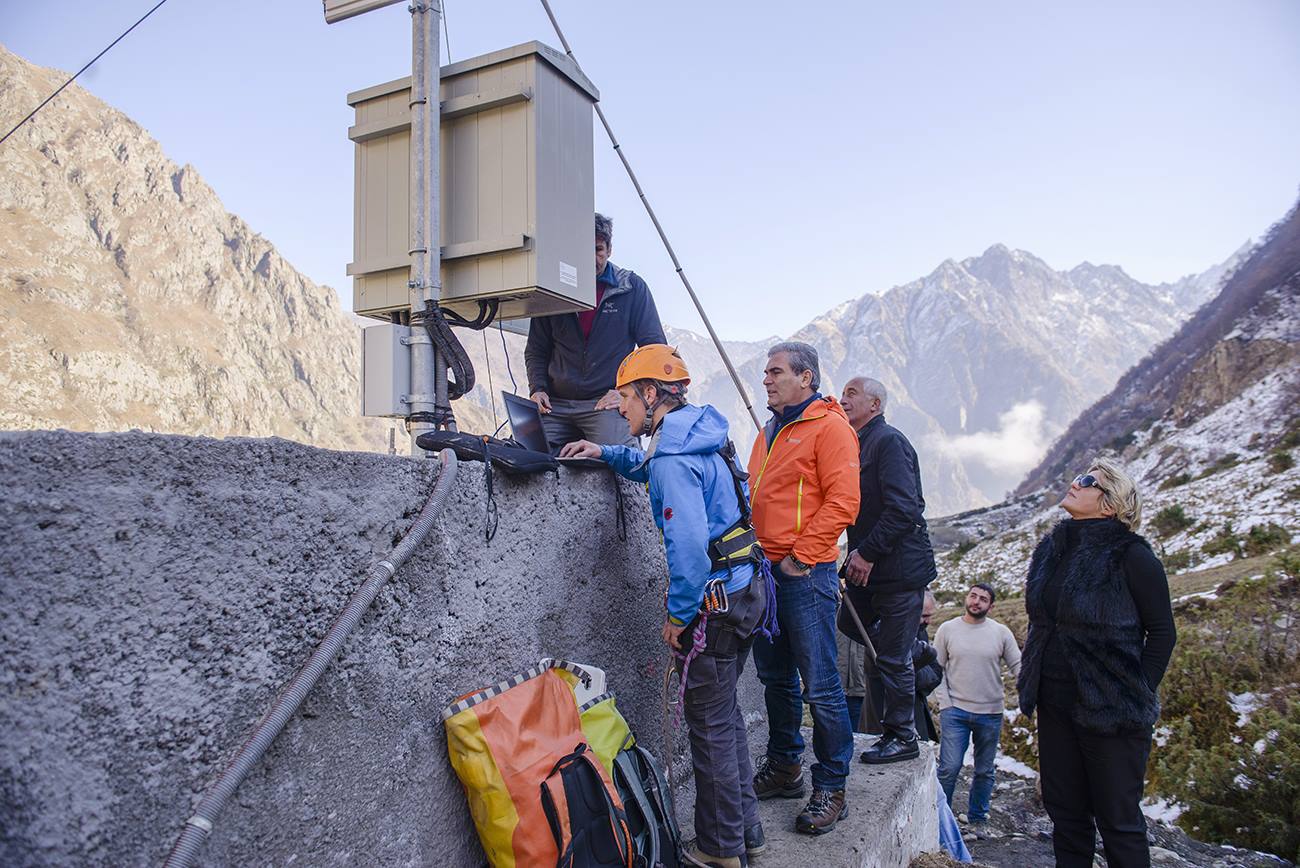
<box><xmin>540</xmin><ymin>743</ymin><xmax>635</xmax><ymax>868</ymax></box>
<box><xmin>612</xmin><ymin>745</ymin><xmax>683</xmax><ymax>868</ymax></box>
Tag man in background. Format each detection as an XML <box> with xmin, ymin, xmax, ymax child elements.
<box><xmin>839</xmin><ymin>376</ymin><xmax>938</xmax><ymax>765</ymax></box>
<box><xmin>934</xmin><ymin>583</ymin><xmax>1022</xmax><ymax>827</ymax></box>
<box><xmin>525</xmin><ymin>212</ymin><xmax>665</xmax><ymax>451</ymax></box>
<box><xmin>839</xmin><ymin>590</ymin><xmax>943</xmax><ymax>740</ymax></box>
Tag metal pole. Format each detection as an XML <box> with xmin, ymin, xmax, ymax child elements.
<box><xmin>408</xmin><ymin>0</ymin><xmax>443</xmax><ymax>454</ymax></box>
<box><xmin>537</xmin><ymin>0</ymin><xmax>763</xmax><ymax>433</ymax></box>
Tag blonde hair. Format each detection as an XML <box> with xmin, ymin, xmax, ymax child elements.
<box><xmin>1089</xmin><ymin>456</ymin><xmax>1142</xmax><ymax>531</ymax></box>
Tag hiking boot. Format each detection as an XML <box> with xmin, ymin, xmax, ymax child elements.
<box><xmin>744</xmin><ymin>822</ymin><xmax>766</xmax><ymax>858</ymax></box>
<box><xmin>795</xmin><ymin>788</ymin><xmax>847</xmax><ymax>835</ymax></box>
<box><xmin>683</xmin><ymin>844</ymin><xmax>747</xmax><ymax>868</ymax></box>
<box><xmin>752</xmin><ymin>756</ymin><xmax>805</xmax><ymax>800</ymax></box>
<box><xmin>860</xmin><ymin>732</ymin><xmax>919</xmax><ymax>765</ymax></box>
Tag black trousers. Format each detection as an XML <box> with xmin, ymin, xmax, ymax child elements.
<box><xmin>1037</xmin><ymin>701</ymin><xmax>1152</xmax><ymax>868</ymax></box>
<box><xmin>845</xmin><ymin>586</ymin><xmax>924</xmax><ymax>738</ymax></box>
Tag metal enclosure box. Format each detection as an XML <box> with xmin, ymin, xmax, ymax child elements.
<box><xmin>361</xmin><ymin>324</ymin><xmax>411</xmax><ymax>417</ymax></box>
<box><xmin>347</xmin><ymin>41</ymin><xmax>599</xmax><ymax>323</ymax></box>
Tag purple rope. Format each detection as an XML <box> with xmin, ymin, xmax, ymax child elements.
<box><xmin>671</xmin><ymin>613</ymin><xmax>709</xmax><ymax>729</ymax></box>
<box><xmin>752</xmin><ymin>558</ymin><xmax>780</xmax><ymax>641</ymax></box>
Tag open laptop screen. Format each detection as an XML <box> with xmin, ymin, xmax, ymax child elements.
<box><xmin>502</xmin><ymin>392</ymin><xmax>550</xmax><ymax>453</ymax></box>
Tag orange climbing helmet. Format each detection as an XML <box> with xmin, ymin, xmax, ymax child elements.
<box><xmin>615</xmin><ymin>344</ymin><xmax>691</xmax><ymax>389</ymax></box>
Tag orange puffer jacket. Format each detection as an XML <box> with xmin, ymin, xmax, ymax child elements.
<box><xmin>747</xmin><ymin>396</ymin><xmax>861</xmax><ymax>565</ymax></box>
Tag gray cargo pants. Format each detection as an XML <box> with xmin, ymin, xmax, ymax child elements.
<box><xmin>678</xmin><ymin>578</ymin><xmax>766</xmax><ymax>859</ymax></box>
<box><xmin>539</xmin><ymin>396</ymin><xmax>636</xmax><ymax>452</ymax></box>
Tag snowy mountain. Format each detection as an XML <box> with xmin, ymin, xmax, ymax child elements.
<box><xmin>688</xmin><ymin>243</ymin><xmax>1244</xmax><ymax>515</ymax></box>
<box><xmin>935</xmin><ymin>200</ymin><xmax>1300</xmax><ymax>591</ymax></box>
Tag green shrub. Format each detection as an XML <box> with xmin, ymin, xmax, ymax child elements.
<box><xmin>1244</xmin><ymin>523</ymin><xmax>1290</xmax><ymax>558</ymax></box>
<box><xmin>1109</xmin><ymin>431</ymin><xmax>1137</xmax><ymax>452</ymax></box>
<box><xmin>1151</xmin><ymin>505</ymin><xmax>1196</xmax><ymax>538</ymax></box>
<box><xmin>1269</xmin><ymin>450</ymin><xmax>1295</xmax><ymax>474</ymax></box>
<box><xmin>947</xmin><ymin>540</ymin><xmax>977</xmax><ymax>564</ymax></box>
<box><xmin>1160</xmin><ymin>472</ymin><xmax>1193</xmax><ymax>491</ymax></box>
<box><xmin>1147</xmin><ymin>552</ymin><xmax>1300</xmax><ymax>860</ymax></box>
<box><xmin>1163</xmin><ymin>549</ymin><xmax>1195</xmax><ymax>572</ymax></box>
<box><xmin>1196</xmin><ymin>453</ymin><xmax>1240</xmax><ymax>480</ymax></box>
<box><xmin>1202</xmin><ymin>523</ymin><xmax>1244</xmax><ymax>559</ymax></box>
<box><xmin>1280</xmin><ymin>422</ymin><xmax>1300</xmax><ymax>450</ymax></box>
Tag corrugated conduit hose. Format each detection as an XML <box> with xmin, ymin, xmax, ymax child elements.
<box><xmin>163</xmin><ymin>450</ymin><xmax>459</xmax><ymax>868</ymax></box>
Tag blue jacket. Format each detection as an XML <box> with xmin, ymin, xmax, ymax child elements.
<box><xmin>524</xmin><ymin>262</ymin><xmax>666</xmax><ymax>400</ymax></box>
<box><xmin>601</xmin><ymin>404</ymin><xmax>754</xmax><ymax>626</ymax></box>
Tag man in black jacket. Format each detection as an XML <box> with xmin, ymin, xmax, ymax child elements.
<box><xmin>839</xmin><ymin>376</ymin><xmax>938</xmax><ymax>763</ymax></box>
<box><xmin>524</xmin><ymin>213</ymin><xmax>666</xmax><ymax>451</ymax></box>
<box><xmin>842</xmin><ymin>590</ymin><xmax>944</xmax><ymax>740</ymax></box>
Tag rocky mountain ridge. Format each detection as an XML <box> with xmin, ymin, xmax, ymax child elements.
<box><xmin>0</xmin><ymin>44</ymin><xmax>495</xmax><ymax>454</ymax></box>
<box><xmin>935</xmin><ymin>198</ymin><xmax>1299</xmax><ymax>592</ymax></box>
<box><xmin>687</xmin><ymin>242</ymin><xmax>1242</xmax><ymax>514</ymax></box>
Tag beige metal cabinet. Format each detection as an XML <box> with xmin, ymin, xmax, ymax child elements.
<box><xmin>347</xmin><ymin>41</ymin><xmax>599</xmax><ymax>323</ymax></box>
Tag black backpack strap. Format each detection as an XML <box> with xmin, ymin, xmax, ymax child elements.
<box><xmin>716</xmin><ymin>440</ymin><xmax>751</xmax><ymax>526</ymax></box>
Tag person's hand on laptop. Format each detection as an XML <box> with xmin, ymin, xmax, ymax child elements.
<box><xmin>594</xmin><ymin>388</ymin><xmax>622</xmax><ymax>411</ymax></box>
<box><xmin>559</xmin><ymin>440</ymin><xmax>602</xmax><ymax>460</ymax></box>
<box><xmin>530</xmin><ymin>390</ymin><xmax>552</xmax><ymax>414</ymax></box>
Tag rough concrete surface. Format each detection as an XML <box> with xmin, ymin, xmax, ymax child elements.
<box><xmin>677</xmin><ymin>728</ymin><xmax>939</xmax><ymax>868</ymax></box>
<box><xmin>0</xmin><ymin>429</ymin><xmax>762</xmax><ymax>866</ymax></box>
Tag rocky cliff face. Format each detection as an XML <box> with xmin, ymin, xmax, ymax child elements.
<box><xmin>0</xmin><ymin>45</ymin><xmax>490</xmax><ymax>452</ymax></box>
<box><xmin>688</xmin><ymin>244</ymin><xmax>1239</xmax><ymax>515</ymax></box>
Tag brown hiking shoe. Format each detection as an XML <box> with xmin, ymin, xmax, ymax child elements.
<box><xmin>752</xmin><ymin>755</ymin><xmax>805</xmax><ymax>800</ymax></box>
<box><xmin>795</xmin><ymin>788</ymin><xmax>847</xmax><ymax>835</ymax></box>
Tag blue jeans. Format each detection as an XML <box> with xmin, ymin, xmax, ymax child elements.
<box><xmin>938</xmin><ymin>706</ymin><xmax>1002</xmax><ymax>821</ymax></box>
<box><xmin>751</xmin><ymin>561</ymin><xmax>853</xmax><ymax>791</ymax></box>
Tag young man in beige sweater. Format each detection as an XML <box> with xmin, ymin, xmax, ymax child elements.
<box><xmin>934</xmin><ymin>583</ymin><xmax>1022</xmax><ymax>826</ymax></box>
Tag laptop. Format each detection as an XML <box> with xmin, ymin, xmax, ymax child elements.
<box><xmin>502</xmin><ymin>391</ymin><xmax>550</xmax><ymax>453</ymax></box>
<box><xmin>501</xmin><ymin>391</ymin><xmax>611</xmax><ymax>469</ymax></box>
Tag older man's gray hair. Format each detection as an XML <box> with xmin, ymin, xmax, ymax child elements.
<box><xmin>768</xmin><ymin>341</ymin><xmax>821</xmax><ymax>390</ymax></box>
<box><xmin>857</xmin><ymin>376</ymin><xmax>888</xmax><ymax>410</ymax></box>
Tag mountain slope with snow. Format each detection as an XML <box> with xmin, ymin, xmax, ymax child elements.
<box><xmin>689</xmin><ymin>243</ymin><xmax>1242</xmax><ymax>515</ymax></box>
<box><xmin>935</xmin><ymin>200</ymin><xmax>1300</xmax><ymax>591</ymax></box>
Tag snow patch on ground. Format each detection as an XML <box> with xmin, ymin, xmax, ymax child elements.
<box><xmin>994</xmin><ymin>754</ymin><xmax>1037</xmax><ymax>779</ymax></box>
<box><xmin>1141</xmin><ymin>797</ymin><xmax>1185</xmax><ymax>824</ymax></box>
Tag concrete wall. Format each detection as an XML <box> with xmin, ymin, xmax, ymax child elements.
<box><xmin>0</xmin><ymin>430</ymin><xmax>725</xmax><ymax>867</ymax></box>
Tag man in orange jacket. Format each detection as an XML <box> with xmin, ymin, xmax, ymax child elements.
<box><xmin>746</xmin><ymin>341</ymin><xmax>861</xmax><ymax>836</ymax></box>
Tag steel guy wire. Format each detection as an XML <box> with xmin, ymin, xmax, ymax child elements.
<box><xmin>1</xmin><ymin>0</ymin><xmax>173</xmax><ymax>148</ymax></box>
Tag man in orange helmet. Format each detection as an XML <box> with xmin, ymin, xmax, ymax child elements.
<box><xmin>746</xmin><ymin>341</ymin><xmax>860</xmax><ymax>837</ymax></box>
<box><xmin>562</xmin><ymin>344</ymin><xmax>772</xmax><ymax>868</ymax></box>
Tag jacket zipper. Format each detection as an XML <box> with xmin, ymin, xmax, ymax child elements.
<box><xmin>796</xmin><ymin>475</ymin><xmax>804</xmax><ymax>533</ymax></box>
<box><xmin>750</xmin><ymin>413</ymin><xmax>820</xmax><ymax>500</ymax></box>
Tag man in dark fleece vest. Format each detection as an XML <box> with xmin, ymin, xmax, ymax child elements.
<box><xmin>839</xmin><ymin>376</ymin><xmax>938</xmax><ymax>765</ymax></box>
<box><xmin>524</xmin><ymin>213</ymin><xmax>665</xmax><ymax>452</ymax></box>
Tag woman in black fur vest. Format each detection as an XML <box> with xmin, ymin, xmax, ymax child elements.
<box><xmin>1017</xmin><ymin>457</ymin><xmax>1177</xmax><ymax>868</ymax></box>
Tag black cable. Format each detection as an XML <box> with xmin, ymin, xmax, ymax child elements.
<box><xmin>498</xmin><ymin>321</ymin><xmax>519</xmax><ymax>395</ymax></box>
<box><xmin>482</xmin><ymin>328</ymin><xmax>499</xmax><ymax>432</ymax></box>
<box><xmin>1</xmin><ymin>0</ymin><xmax>173</xmax><ymax>147</ymax></box>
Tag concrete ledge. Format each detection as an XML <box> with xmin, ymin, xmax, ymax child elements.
<box><xmin>677</xmin><ymin>728</ymin><xmax>939</xmax><ymax>868</ymax></box>
<box><xmin>1</xmin><ymin>430</ymin><xmax>762</xmax><ymax>866</ymax></box>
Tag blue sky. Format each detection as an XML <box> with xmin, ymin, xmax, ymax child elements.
<box><xmin>4</xmin><ymin>0</ymin><xmax>1298</xmax><ymax>339</ymax></box>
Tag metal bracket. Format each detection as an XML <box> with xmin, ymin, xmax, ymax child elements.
<box><xmin>401</xmin><ymin>393</ymin><xmax>438</xmax><ymax>405</ymax></box>
<box><xmin>400</xmin><ymin>332</ymin><xmax>432</xmax><ymax>347</ymax></box>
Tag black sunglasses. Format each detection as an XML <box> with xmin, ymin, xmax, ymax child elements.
<box><xmin>1072</xmin><ymin>473</ymin><xmax>1109</xmax><ymax>494</ymax></box>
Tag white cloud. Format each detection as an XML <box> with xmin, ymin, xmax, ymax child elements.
<box><xmin>930</xmin><ymin>401</ymin><xmax>1051</xmax><ymax>477</ymax></box>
